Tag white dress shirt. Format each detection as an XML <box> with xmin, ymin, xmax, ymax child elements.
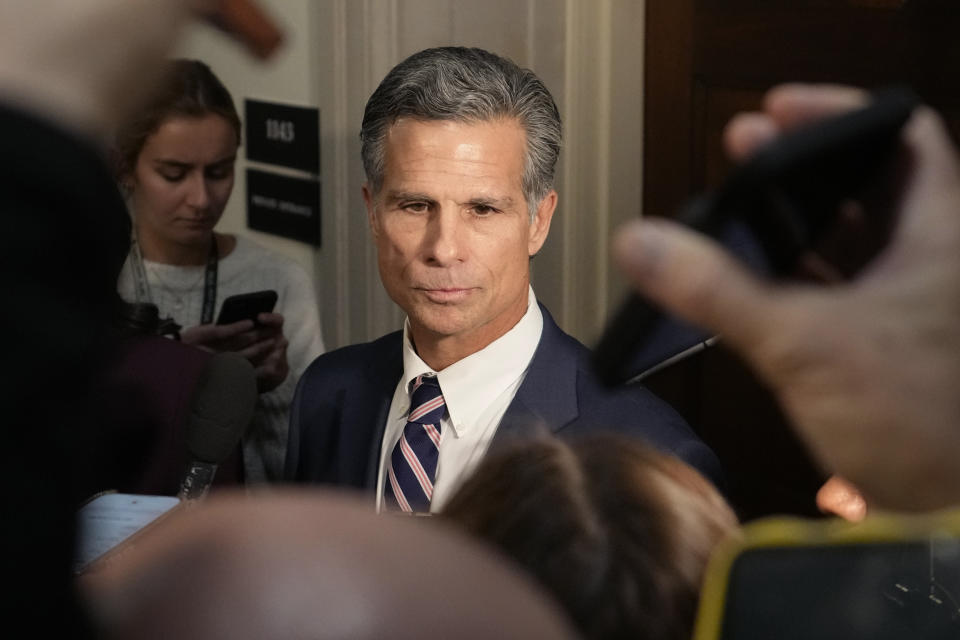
<box><xmin>376</xmin><ymin>287</ymin><xmax>544</xmax><ymax>513</ymax></box>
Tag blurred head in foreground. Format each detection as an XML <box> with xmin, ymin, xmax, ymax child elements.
<box><xmin>442</xmin><ymin>435</ymin><xmax>739</xmax><ymax>640</ymax></box>
<box><xmin>79</xmin><ymin>490</ymin><xmax>576</xmax><ymax>640</ymax></box>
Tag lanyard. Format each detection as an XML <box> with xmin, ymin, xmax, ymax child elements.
<box><xmin>199</xmin><ymin>235</ymin><xmax>219</xmax><ymax>324</ymax></box>
<box><xmin>131</xmin><ymin>234</ymin><xmax>220</xmax><ymax>325</ymax></box>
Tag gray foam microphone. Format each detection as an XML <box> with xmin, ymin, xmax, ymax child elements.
<box><xmin>178</xmin><ymin>352</ymin><xmax>257</xmax><ymax>500</ymax></box>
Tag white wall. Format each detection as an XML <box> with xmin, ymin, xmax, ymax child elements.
<box><xmin>177</xmin><ymin>0</ymin><xmax>316</xmax><ymax>268</ymax></box>
<box><xmin>177</xmin><ymin>0</ymin><xmax>645</xmax><ymax>349</ymax></box>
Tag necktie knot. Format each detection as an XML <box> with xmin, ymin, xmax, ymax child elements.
<box><xmin>408</xmin><ymin>374</ymin><xmax>445</xmax><ymax>425</ymax></box>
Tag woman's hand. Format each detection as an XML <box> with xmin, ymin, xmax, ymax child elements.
<box><xmin>181</xmin><ymin>312</ymin><xmax>289</xmax><ymax>392</ymax></box>
<box><xmin>244</xmin><ymin>313</ymin><xmax>289</xmax><ymax>393</ymax></box>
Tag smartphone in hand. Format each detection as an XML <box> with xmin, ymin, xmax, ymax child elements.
<box><xmin>216</xmin><ymin>290</ymin><xmax>278</xmax><ymax>325</ymax></box>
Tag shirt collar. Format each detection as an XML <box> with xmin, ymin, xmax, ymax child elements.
<box><xmin>400</xmin><ymin>287</ymin><xmax>543</xmax><ymax>436</ymax></box>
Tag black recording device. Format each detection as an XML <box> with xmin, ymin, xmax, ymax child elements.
<box><xmin>215</xmin><ymin>289</ymin><xmax>278</xmax><ymax>325</ymax></box>
<box><xmin>593</xmin><ymin>88</ymin><xmax>919</xmax><ymax>386</ymax></box>
<box><xmin>179</xmin><ymin>352</ymin><xmax>257</xmax><ymax>500</ymax></box>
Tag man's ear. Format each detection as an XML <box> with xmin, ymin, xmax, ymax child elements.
<box><xmin>528</xmin><ymin>189</ymin><xmax>557</xmax><ymax>256</ymax></box>
<box><xmin>363</xmin><ymin>183</ymin><xmax>379</xmax><ymax>238</ymax></box>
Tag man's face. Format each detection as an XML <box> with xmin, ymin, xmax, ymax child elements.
<box><xmin>365</xmin><ymin>117</ymin><xmax>555</xmax><ymax>361</ymax></box>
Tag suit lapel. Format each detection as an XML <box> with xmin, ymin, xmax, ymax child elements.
<box><xmin>494</xmin><ymin>304</ymin><xmax>580</xmax><ymax>444</ymax></box>
<box><xmin>338</xmin><ymin>333</ymin><xmax>403</xmax><ymax>490</ymax></box>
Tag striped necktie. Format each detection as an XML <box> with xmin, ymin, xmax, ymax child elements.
<box><xmin>385</xmin><ymin>374</ymin><xmax>445</xmax><ymax>513</ymax></box>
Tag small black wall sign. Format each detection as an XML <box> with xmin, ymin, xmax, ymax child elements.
<box><xmin>245</xmin><ymin>99</ymin><xmax>319</xmax><ymax>173</ymax></box>
<box><xmin>246</xmin><ymin>169</ymin><xmax>321</xmax><ymax>246</ymax></box>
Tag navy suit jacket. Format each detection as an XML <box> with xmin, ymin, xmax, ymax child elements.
<box><xmin>285</xmin><ymin>305</ymin><xmax>723</xmax><ymax>492</ymax></box>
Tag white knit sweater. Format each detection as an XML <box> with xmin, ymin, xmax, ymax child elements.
<box><xmin>118</xmin><ymin>235</ymin><xmax>325</xmax><ymax>483</ymax></box>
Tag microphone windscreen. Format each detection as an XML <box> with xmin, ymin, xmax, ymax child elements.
<box><xmin>184</xmin><ymin>352</ymin><xmax>257</xmax><ymax>464</ymax></box>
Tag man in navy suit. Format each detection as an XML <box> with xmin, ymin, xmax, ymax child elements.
<box><xmin>285</xmin><ymin>47</ymin><xmax>722</xmax><ymax>511</ymax></box>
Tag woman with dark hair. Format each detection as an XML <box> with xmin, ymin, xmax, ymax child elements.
<box><xmin>115</xmin><ymin>59</ymin><xmax>324</xmax><ymax>483</ymax></box>
<box><xmin>442</xmin><ymin>435</ymin><xmax>739</xmax><ymax>640</ymax></box>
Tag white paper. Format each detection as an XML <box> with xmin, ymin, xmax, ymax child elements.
<box><xmin>74</xmin><ymin>493</ymin><xmax>180</xmax><ymax>572</ymax></box>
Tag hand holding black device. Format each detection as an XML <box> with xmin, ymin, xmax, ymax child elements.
<box><xmin>593</xmin><ymin>88</ymin><xmax>919</xmax><ymax>386</ymax></box>
<box><xmin>216</xmin><ymin>290</ymin><xmax>278</xmax><ymax>325</ymax></box>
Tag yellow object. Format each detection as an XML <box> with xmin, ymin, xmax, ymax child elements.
<box><xmin>693</xmin><ymin>508</ymin><xmax>960</xmax><ymax>639</ymax></box>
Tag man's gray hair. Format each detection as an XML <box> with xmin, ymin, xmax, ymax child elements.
<box><xmin>360</xmin><ymin>46</ymin><xmax>562</xmax><ymax>217</ymax></box>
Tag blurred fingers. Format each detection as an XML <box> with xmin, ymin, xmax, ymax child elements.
<box><xmin>764</xmin><ymin>83</ymin><xmax>870</xmax><ymax>130</ymax></box>
<box><xmin>723</xmin><ymin>112</ymin><xmax>778</xmax><ymax>161</ymax></box>
<box><xmin>193</xmin><ymin>0</ymin><xmax>283</xmax><ymax>59</ymax></box>
<box><xmin>816</xmin><ymin>475</ymin><xmax>867</xmax><ymax>522</ymax></box>
<box><xmin>723</xmin><ymin>84</ymin><xmax>870</xmax><ymax>163</ymax></box>
<box><xmin>613</xmin><ymin>217</ymin><xmax>781</xmax><ymax>354</ymax></box>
